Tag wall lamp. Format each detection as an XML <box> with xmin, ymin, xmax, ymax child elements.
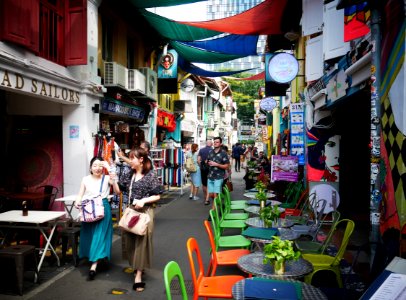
<box><xmin>92</xmin><ymin>104</ymin><xmax>100</xmax><ymax>113</ymax></box>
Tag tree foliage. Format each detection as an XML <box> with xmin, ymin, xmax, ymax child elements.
<box><xmin>222</xmin><ymin>72</ymin><xmax>264</xmax><ymax>124</ymax></box>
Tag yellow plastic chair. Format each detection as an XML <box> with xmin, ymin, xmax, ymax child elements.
<box><xmin>303</xmin><ymin>219</ymin><xmax>355</xmax><ymax>288</ymax></box>
<box><xmin>164</xmin><ymin>261</ymin><xmax>188</xmax><ymax>300</ymax></box>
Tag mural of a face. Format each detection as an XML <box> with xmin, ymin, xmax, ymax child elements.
<box><xmin>324</xmin><ymin>135</ymin><xmax>340</xmax><ymax>181</ymax></box>
<box><xmin>161</xmin><ymin>53</ymin><xmax>174</xmax><ymax>70</ymax></box>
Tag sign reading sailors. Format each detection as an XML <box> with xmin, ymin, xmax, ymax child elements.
<box><xmin>0</xmin><ymin>67</ymin><xmax>80</xmax><ymax>103</ymax></box>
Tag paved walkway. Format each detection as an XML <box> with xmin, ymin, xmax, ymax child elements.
<box><xmin>1</xmin><ymin>169</ymin><xmax>370</xmax><ymax>299</ymax></box>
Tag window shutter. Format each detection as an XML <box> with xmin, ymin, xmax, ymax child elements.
<box><xmin>64</xmin><ymin>0</ymin><xmax>87</xmax><ymax>66</ymax></box>
<box><xmin>0</xmin><ymin>0</ymin><xmax>38</xmax><ymax>49</ymax></box>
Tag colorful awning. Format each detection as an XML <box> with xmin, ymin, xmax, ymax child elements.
<box><xmin>129</xmin><ymin>0</ymin><xmax>205</xmax><ymax>8</ymax></box>
<box><xmin>179</xmin><ymin>0</ymin><xmax>288</xmax><ymax>35</ymax></box>
<box><xmin>139</xmin><ymin>9</ymin><xmax>221</xmax><ymax>41</ymax></box>
<box><xmin>170</xmin><ymin>41</ymin><xmax>246</xmax><ymax>63</ymax></box>
<box><xmin>181</xmin><ymin>34</ymin><xmax>259</xmax><ymax>56</ymax></box>
<box><xmin>178</xmin><ymin>57</ymin><xmax>255</xmax><ymax>77</ymax></box>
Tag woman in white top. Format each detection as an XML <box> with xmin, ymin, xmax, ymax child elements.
<box><xmin>74</xmin><ymin>156</ymin><xmax>120</xmax><ymax>280</ymax></box>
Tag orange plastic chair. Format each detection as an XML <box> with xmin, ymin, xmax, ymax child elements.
<box><xmin>186</xmin><ymin>237</ymin><xmax>245</xmax><ymax>300</ymax></box>
<box><xmin>204</xmin><ymin>220</ymin><xmax>250</xmax><ymax>276</ymax></box>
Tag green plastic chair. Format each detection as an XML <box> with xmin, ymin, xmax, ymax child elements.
<box><xmin>213</xmin><ymin>197</ymin><xmax>247</xmax><ymax>233</ymax></box>
<box><xmin>164</xmin><ymin>261</ymin><xmax>188</xmax><ymax>300</ymax></box>
<box><xmin>303</xmin><ymin>219</ymin><xmax>355</xmax><ymax>288</ymax></box>
<box><xmin>295</xmin><ymin>210</ymin><xmax>341</xmax><ymax>254</ymax></box>
<box><xmin>209</xmin><ymin>209</ymin><xmax>251</xmax><ymax>251</ymax></box>
<box><xmin>219</xmin><ymin>193</ymin><xmax>249</xmax><ymax>220</ymax></box>
<box><xmin>222</xmin><ymin>186</ymin><xmax>247</xmax><ymax>209</ymax></box>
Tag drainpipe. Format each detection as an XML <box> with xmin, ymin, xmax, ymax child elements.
<box><xmin>369</xmin><ymin>1</ymin><xmax>382</xmax><ymax>269</ymax></box>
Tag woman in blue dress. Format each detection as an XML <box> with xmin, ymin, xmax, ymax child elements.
<box><xmin>74</xmin><ymin>156</ymin><xmax>120</xmax><ymax>280</ymax></box>
<box><xmin>186</xmin><ymin>143</ymin><xmax>202</xmax><ymax>200</ymax></box>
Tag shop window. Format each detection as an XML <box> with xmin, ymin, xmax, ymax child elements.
<box><xmin>0</xmin><ymin>0</ymin><xmax>87</xmax><ymax>66</ymax></box>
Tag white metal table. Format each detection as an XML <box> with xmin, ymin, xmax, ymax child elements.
<box><xmin>0</xmin><ymin>210</ymin><xmax>66</xmax><ymax>279</ymax></box>
<box><xmin>55</xmin><ymin>194</ymin><xmax>77</xmax><ymax>220</ymax></box>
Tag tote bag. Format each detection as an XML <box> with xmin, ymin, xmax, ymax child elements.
<box><xmin>119</xmin><ymin>207</ymin><xmax>150</xmax><ymax>235</ymax></box>
<box><xmin>185</xmin><ymin>156</ymin><xmax>197</xmax><ymax>173</ymax></box>
<box><xmin>79</xmin><ymin>175</ymin><xmax>105</xmax><ymax>222</ymax></box>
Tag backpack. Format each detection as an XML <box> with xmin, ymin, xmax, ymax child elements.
<box><xmin>185</xmin><ymin>156</ymin><xmax>197</xmax><ymax>173</ymax></box>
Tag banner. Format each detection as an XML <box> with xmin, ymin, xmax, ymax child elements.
<box><xmin>271</xmin><ymin>155</ymin><xmax>299</xmax><ymax>182</ymax></box>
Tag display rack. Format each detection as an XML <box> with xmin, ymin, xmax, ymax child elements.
<box><xmin>159</xmin><ymin>140</ymin><xmax>185</xmax><ymax>195</ymax></box>
<box><xmin>150</xmin><ymin>148</ymin><xmax>165</xmax><ymax>186</ymax></box>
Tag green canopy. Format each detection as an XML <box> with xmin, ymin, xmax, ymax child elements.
<box><xmin>170</xmin><ymin>41</ymin><xmax>246</xmax><ymax>63</ymax></box>
<box><xmin>129</xmin><ymin>0</ymin><xmax>205</xmax><ymax>8</ymax></box>
<box><xmin>139</xmin><ymin>9</ymin><xmax>222</xmax><ymax>41</ymax></box>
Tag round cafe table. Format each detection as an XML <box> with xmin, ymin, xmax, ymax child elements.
<box><xmin>232</xmin><ymin>278</ymin><xmax>328</xmax><ymax>300</ymax></box>
<box><xmin>237</xmin><ymin>252</ymin><xmax>313</xmax><ymax>280</ymax></box>
<box><xmin>243</xmin><ymin>192</ymin><xmax>276</xmax><ymax>199</ymax></box>
<box><xmin>245</xmin><ymin>217</ymin><xmax>294</xmax><ymax>228</ymax></box>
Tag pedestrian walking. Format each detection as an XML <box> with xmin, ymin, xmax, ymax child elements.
<box><xmin>198</xmin><ymin>139</ymin><xmax>213</xmax><ymax>201</ymax></box>
<box><xmin>118</xmin><ymin>148</ymin><xmax>163</xmax><ymax>292</ymax></box>
<box><xmin>232</xmin><ymin>142</ymin><xmax>242</xmax><ymax>172</ymax></box>
<box><xmin>186</xmin><ymin>143</ymin><xmax>202</xmax><ymax>200</ymax></box>
<box><xmin>205</xmin><ymin>137</ymin><xmax>230</xmax><ymax>205</ymax></box>
<box><xmin>74</xmin><ymin>156</ymin><xmax>120</xmax><ymax>281</ymax></box>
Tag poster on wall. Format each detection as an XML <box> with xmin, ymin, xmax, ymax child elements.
<box><xmin>271</xmin><ymin>155</ymin><xmax>299</xmax><ymax>182</ymax></box>
<box><xmin>290</xmin><ymin>102</ymin><xmax>305</xmax><ymax>165</ymax></box>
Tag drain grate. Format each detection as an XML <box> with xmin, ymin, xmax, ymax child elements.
<box><xmin>169</xmin><ymin>279</ymin><xmax>194</xmax><ymax>295</ymax></box>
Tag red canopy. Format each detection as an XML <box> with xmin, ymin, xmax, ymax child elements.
<box><xmin>223</xmin><ymin>71</ymin><xmax>265</xmax><ymax>81</ymax></box>
<box><xmin>179</xmin><ymin>0</ymin><xmax>288</xmax><ymax>35</ymax></box>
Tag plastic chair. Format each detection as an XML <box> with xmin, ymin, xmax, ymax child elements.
<box><xmin>164</xmin><ymin>261</ymin><xmax>188</xmax><ymax>300</ymax></box>
<box><xmin>209</xmin><ymin>210</ymin><xmax>251</xmax><ymax>251</ymax></box>
<box><xmin>285</xmin><ymin>193</ymin><xmax>317</xmax><ymax>225</ymax></box>
<box><xmin>303</xmin><ymin>219</ymin><xmax>355</xmax><ymax>288</ymax></box>
<box><xmin>295</xmin><ymin>210</ymin><xmax>341</xmax><ymax>254</ymax></box>
<box><xmin>222</xmin><ymin>186</ymin><xmax>247</xmax><ymax>210</ymax></box>
<box><xmin>36</xmin><ymin>185</ymin><xmax>58</xmax><ymax>210</ymax></box>
<box><xmin>220</xmin><ymin>193</ymin><xmax>249</xmax><ymax>220</ymax></box>
<box><xmin>204</xmin><ymin>220</ymin><xmax>250</xmax><ymax>276</ymax></box>
<box><xmin>186</xmin><ymin>237</ymin><xmax>245</xmax><ymax>300</ymax></box>
<box><xmin>213</xmin><ymin>197</ymin><xmax>246</xmax><ymax>233</ymax></box>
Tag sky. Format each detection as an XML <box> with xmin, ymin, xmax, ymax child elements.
<box><xmin>147</xmin><ymin>1</ymin><xmax>207</xmax><ymax>21</ymax></box>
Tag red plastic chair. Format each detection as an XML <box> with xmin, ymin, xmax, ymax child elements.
<box><xmin>186</xmin><ymin>237</ymin><xmax>245</xmax><ymax>300</ymax></box>
<box><xmin>204</xmin><ymin>220</ymin><xmax>250</xmax><ymax>276</ymax></box>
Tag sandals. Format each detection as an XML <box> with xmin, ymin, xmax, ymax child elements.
<box><xmin>88</xmin><ymin>270</ymin><xmax>96</xmax><ymax>281</ymax></box>
<box><xmin>204</xmin><ymin>201</ymin><xmax>210</xmax><ymax>206</ymax></box>
<box><xmin>133</xmin><ymin>282</ymin><xmax>146</xmax><ymax>292</ymax></box>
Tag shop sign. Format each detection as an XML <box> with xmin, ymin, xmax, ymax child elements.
<box><xmin>102</xmin><ymin>98</ymin><xmax>145</xmax><ymax>121</ymax></box>
<box><xmin>266</xmin><ymin>53</ymin><xmax>299</xmax><ymax>83</ymax></box>
<box><xmin>260</xmin><ymin>97</ymin><xmax>277</xmax><ymax>111</ymax></box>
<box><xmin>271</xmin><ymin>155</ymin><xmax>299</xmax><ymax>182</ymax></box>
<box><xmin>158</xmin><ymin>49</ymin><xmax>178</xmax><ymax>79</ymax></box>
<box><xmin>157</xmin><ymin>109</ymin><xmax>176</xmax><ymax>132</ymax></box>
<box><xmin>0</xmin><ymin>67</ymin><xmax>80</xmax><ymax>103</ymax></box>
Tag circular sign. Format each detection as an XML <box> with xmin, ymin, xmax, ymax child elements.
<box><xmin>268</xmin><ymin>52</ymin><xmax>299</xmax><ymax>83</ymax></box>
<box><xmin>259</xmin><ymin>97</ymin><xmax>277</xmax><ymax>111</ymax></box>
<box><xmin>180</xmin><ymin>78</ymin><xmax>195</xmax><ymax>92</ymax></box>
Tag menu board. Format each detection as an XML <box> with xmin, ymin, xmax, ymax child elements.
<box><xmin>271</xmin><ymin>155</ymin><xmax>299</xmax><ymax>182</ymax></box>
<box><xmin>290</xmin><ymin>103</ymin><xmax>305</xmax><ymax>165</ymax></box>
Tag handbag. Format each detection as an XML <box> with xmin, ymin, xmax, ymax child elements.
<box><xmin>226</xmin><ymin>180</ymin><xmax>233</xmax><ymax>192</ymax></box>
<box><xmin>185</xmin><ymin>156</ymin><xmax>197</xmax><ymax>173</ymax></box>
<box><xmin>119</xmin><ymin>207</ymin><xmax>150</xmax><ymax>235</ymax></box>
<box><xmin>79</xmin><ymin>175</ymin><xmax>105</xmax><ymax>222</ymax></box>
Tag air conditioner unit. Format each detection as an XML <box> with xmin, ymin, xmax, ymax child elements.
<box><xmin>104</xmin><ymin>62</ymin><xmax>128</xmax><ymax>89</ymax></box>
<box><xmin>138</xmin><ymin>68</ymin><xmax>157</xmax><ymax>100</ymax></box>
<box><xmin>128</xmin><ymin>69</ymin><xmax>146</xmax><ymax>93</ymax></box>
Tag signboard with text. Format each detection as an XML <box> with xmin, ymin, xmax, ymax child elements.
<box><xmin>271</xmin><ymin>155</ymin><xmax>299</xmax><ymax>182</ymax></box>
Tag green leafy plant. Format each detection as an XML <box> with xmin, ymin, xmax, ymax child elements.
<box><xmin>260</xmin><ymin>205</ymin><xmax>281</xmax><ymax>227</ymax></box>
<box><xmin>247</xmin><ymin>160</ymin><xmax>257</xmax><ymax>168</ymax></box>
<box><xmin>263</xmin><ymin>236</ymin><xmax>301</xmax><ymax>265</ymax></box>
<box><xmin>255</xmin><ymin>181</ymin><xmax>267</xmax><ymax>192</ymax></box>
<box><xmin>255</xmin><ymin>190</ymin><xmax>267</xmax><ymax>202</ymax></box>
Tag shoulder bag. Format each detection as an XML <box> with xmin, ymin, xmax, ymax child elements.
<box><xmin>118</xmin><ymin>174</ymin><xmax>151</xmax><ymax>235</ymax></box>
<box><xmin>79</xmin><ymin>175</ymin><xmax>105</xmax><ymax>222</ymax></box>
<box><xmin>185</xmin><ymin>155</ymin><xmax>197</xmax><ymax>173</ymax></box>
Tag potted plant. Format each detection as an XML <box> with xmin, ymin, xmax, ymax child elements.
<box><xmin>247</xmin><ymin>160</ymin><xmax>257</xmax><ymax>170</ymax></box>
<box><xmin>259</xmin><ymin>205</ymin><xmax>281</xmax><ymax>227</ymax></box>
<box><xmin>263</xmin><ymin>236</ymin><xmax>301</xmax><ymax>275</ymax></box>
<box><xmin>254</xmin><ymin>181</ymin><xmax>267</xmax><ymax>192</ymax></box>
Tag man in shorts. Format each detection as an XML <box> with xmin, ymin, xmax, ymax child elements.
<box><xmin>205</xmin><ymin>137</ymin><xmax>230</xmax><ymax>205</ymax></box>
<box><xmin>198</xmin><ymin>139</ymin><xmax>213</xmax><ymax>202</ymax></box>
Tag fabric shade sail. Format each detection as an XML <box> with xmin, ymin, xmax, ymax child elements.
<box><xmin>178</xmin><ymin>56</ymin><xmax>254</xmax><ymax>77</ymax></box>
<box><xmin>129</xmin><ymin>0</ymin><xmax>205</xmax><ymax>8</ymax></box>
<box><xmin>181</xmin><ymin>34</ymin><xmax>259</xmax><ymax>56</ymax></box>
<box><xmin>139</xmin><ymin>9</ymin><xmax>221</xmax><ymax>41</ymax></box>
<box><xmin>170</xmin><ymin>41</ymin><xmax>247</xmax><ymax>63</ymax></box>
<box><xmin>179</xmin><ymin>0</ymin><xmax>289</xmax><ymax>35</ymax></box>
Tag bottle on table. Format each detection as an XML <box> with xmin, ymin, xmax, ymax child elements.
<box><xmin>22</xmin><ymin>200</ymin><xmax>28</xmax><ymax>216</ymax></box>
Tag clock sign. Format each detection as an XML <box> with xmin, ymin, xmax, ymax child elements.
<box><xmin>267</xmin><ymin>52</ymin><xmax>299</xmax><ymax>83</ymax></box>
<box><xmin>180</xmin><ymin>78</ymin><xmax>195</xmax><ymax>92</ymax></box>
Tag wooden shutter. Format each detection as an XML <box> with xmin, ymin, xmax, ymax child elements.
<box><xmin>0</xmin><ymin>0</ymin><xmax>39</xmax><ymax>52</ymax></box>
<box><xmin>64</xmin><ymin>0</ymin><xmax>87</xmax><ymax>66</ymax></box>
